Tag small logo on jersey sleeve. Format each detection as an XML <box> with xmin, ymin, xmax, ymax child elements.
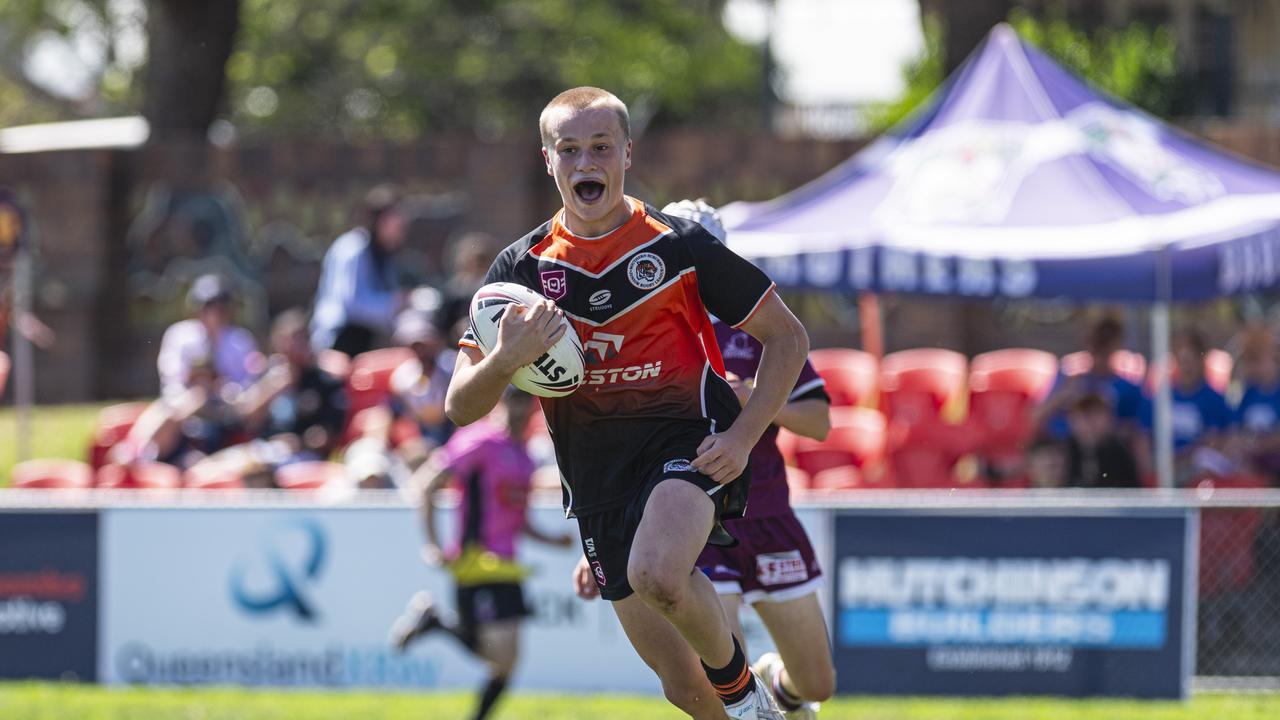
<box><xmin>540</xmin><ymin>269</ymin><xmax>568</xmax><ymax>300</ymax></box>
<box><xmin>627</xmin><ymin>252</ymin><xmax>666</xmax><ymax>290</ymax></box>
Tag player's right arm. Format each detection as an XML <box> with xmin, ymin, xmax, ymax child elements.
<box><xmin>444</xmin><ymin>300</ymin><xmax>566</xmax><ymax>426</ymax></box>
<box><xmin>419</xmin><ymin>455</ymin><xmax>453</xmax><ymax>566</ymax></box>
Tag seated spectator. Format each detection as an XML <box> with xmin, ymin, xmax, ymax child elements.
<box><xmin>1025</xmin><ymin>437</ymin><xmax>1066</xmax><ymax>489</ymax></box>
<box><xmin>1234</xmin><ymin>325</ymin><xmax>1280</xmax><ymax>483</ymax></box>
<box><xmin>1034</xmin><ymin>315</ymin><xmax>1144</xmax><ymax>440</ymax></box>
<box><xmin>345</xmin><ymin>310</ymin><xmax>455</xmax><ymax>487</ymax></box>
<box><xmin>188</xmin><ymin>309</ymin><xmax>348</xmax><ymax>487</ymax></box>
<box><xmin>311</xmin><ymin>184</ymin><xmax>408</xmax><ymax>356</ymax></box>
<box><xmin>1065</xmin><ymin>393</ymin><xmax>1140</xmax><ymax>488</ymax></box>
<box><xmin>1142</xmin><ymin>329</ymin><xmax>1236</xmax><ymax>486</ymax></box>
<box><xmin>157</xmin><ymin>274</ymin><xmax>260</xmax><ymax>401</ymax></box>
<box><xmin>111</xmin><ymin>356</ymin><xmax>245</xmax><ymax>470</ymax></box>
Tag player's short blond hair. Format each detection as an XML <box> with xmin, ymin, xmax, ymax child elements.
<box><xmin>539</xmin><ymin>87</ymin><xmax>630</xmax><ymax>148</ymax></box>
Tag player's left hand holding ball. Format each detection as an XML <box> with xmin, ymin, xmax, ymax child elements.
<box><xmin>491</xmin><ymin>299</ymin><xmax>566</xmax><ymax>373</ymax></box>
<box><xmin>692</xmin><ymin>429</ymin><xmax>754</xmax><ymax>484</ymax></box>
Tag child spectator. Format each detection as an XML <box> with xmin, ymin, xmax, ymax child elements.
<box><xmin>1234</xmin><ymin>325</ymin><xmax>1280</xmax><ymax>483</ymax></box>
<box><xmin>1143</xmin><ymin>329</ymin><xmax>1235</xmax><ymax>486</ymax></box>
<box><xmin>1065</xmin><ymin>393</ymin><xmax>1140</xmax><ymax>488</ymax></box>
<box><xmin>1034</xmin><ymin>316</ymin><xmax>1144</xmax><ymax>440</ymax></box>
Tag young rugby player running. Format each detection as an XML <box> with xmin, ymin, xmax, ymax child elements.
<box><xmin>445</xmin><ymin>87</ymin><xmax>810</xmax><ymax>719</ymax></box>
<box><xmin>591</xmin><ymin>200</ymin><xmax>839</xmax><ymax>719</ymax></box>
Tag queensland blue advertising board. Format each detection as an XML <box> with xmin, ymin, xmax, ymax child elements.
<box><xmin>0</xmin><ymin>511</ymin><xmax>99</xmax><ymax>681</ymax></box>
<box><xmin>832</xmin><ymin>511</ymin><xmax>1196</xmax><ymax>698</ymax></box>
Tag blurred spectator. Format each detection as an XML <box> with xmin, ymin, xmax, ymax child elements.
<box><xmin>1025</xmin><ymin>437</ymin><xmax>1066</xmax><ymax>489</ymax></box>
<box><xmin>110</xmin><ymin>355</ymin><xmax>244</xmax><ymax>470</ymax></box>
<box><xmin>1034</xmin><ymin>316</ymin><xmax>1144</xmax><ymax>440</ymax></box>
<box><xmin>345</xmin><ymin>310</ymin><xmax>455</xmax><ymax>487</ymax></box>
<box><xmin>157</xmin><ymin>274</ymin><xmax>260</xmax><ymax>401</ymax></box>
<box><xmin>311</xmin><ymin>184</ymin><xmax>408</xmax><ymax>356</ymax></box>
<box><xmin>189</xmin><ymin>309</ymin><xmax>348</xmax><ymax>486</ymax></box>
<box><xmin>441</xmin><ymin>232</ymin><xmax>498</xmax><ymax>338</ymax></box>
<box><xmin>1234</xmin><ymin>325</ymin><xmax>1280</xmax><ymax>482</ymax></box>
<box><xmin>1064</xmin><ymin>393</ymin><xmax>1140</xmax><ymax>488</ymax></box>
<box><xmin>1142</xmin><ymin>329</ymin><xmax>1236</xmax><ymax>485</ymax></box>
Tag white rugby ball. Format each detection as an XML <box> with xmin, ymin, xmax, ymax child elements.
<box><xmin>468</xmin><ymin>282</ymin><xmax>585</xmax><ymax>397</ymax></box>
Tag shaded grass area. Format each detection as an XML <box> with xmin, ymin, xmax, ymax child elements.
<box><xmin>0</xmin><ymin>402</ymin><xmax>111</xmax><ymax>485</ymax></box>
<box><xmin>0</xmin><ymin>684</ymin><xmax>1277</xmax><ymax>720</ymax></box>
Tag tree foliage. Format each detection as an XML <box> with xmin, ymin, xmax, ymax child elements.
<box><xmin>866</xmin><ymin>10</ymin><xmax>1180</xmax><ymax>134</ymax></box>
<box><xmin>0</xmin><ymin>0</ymin><xmax>762</xmax><ymax>140</ymax></box>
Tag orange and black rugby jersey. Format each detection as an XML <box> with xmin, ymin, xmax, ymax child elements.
<box><xmin>460</xmin><ymin>197</ymin><xmax>776</xmax><ymax>516</ymax></box>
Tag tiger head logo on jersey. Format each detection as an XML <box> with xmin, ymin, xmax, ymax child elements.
<box><xmin>627</xmin><ymin>252</ymin><xmax>666</xmax><ymax>290</ymax></box>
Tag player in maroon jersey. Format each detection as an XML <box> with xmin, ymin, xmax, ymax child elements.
<box><xmin>446</xmin><ymin>88</ymin><xmax>810</xmax><ymax>719</ymax></box>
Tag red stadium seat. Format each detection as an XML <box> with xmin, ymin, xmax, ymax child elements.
<box><xmin>880</xmin><ymin>349</ymin><xmax>967</xmax><ymax>425</ymax></box>
<box><xmin>810</xmin><ymin>465</ymin><xmax>867</xmax><ymax>491</ymax></box>
<box><xmin>343</xmin><ymin>347</ymin><xmax>416</xmax><ymax>444</ymax></box>
<box><xmin>276</xmin><ymin>461</ymin><xmax>347</xmax><ymax>490</ymax></box>
<box><xmin>1197</xmin><ymin>475</ymin><xmax>1265</xmax><ymax>597</ymax></box>
<box><xmin>790</xmin><ymin>407</ymin><xmax>887</xmax><ymax>482</ymax></box>
<box><xmin>969</xmin><ymin>349</ymin><xmax>1058</xmax><ymax>481</ymax></box>
<box><xmin>886</xmin><ymin>418</ymin><xmax>982</xmax><ymax>489</ymax></box>
<box><xmin>808</xmin><ymin>348</ymin><xmax>878</xmax><ymax>408</ymax></box>
<box><xmin>784</xmin><ymin>465</ymin><xmax>812</xmax><ymax>494</ymax></box>
<box><xmin>1061</xmin><ymin>350</ymin><xmax>1147</xmax><ymax>385</ymax></box>
<box><xmin>316</xmin><ymin>348</ymin><xmax>353</xmax><ymax>381</ymax></box>
<box><xmin>183</xmin><ymin>464</ymin><xmax>247</xmax><ymax>490</ymax></box>
<box><xmin>96</xmin><ymin>462</ymin><xmax>182</xmax><ymax>490</ymax></box>
<box><xmin>87</xmin><ymin>401</ymin><xmax>150</xmax><ymax>469</ymax></box>
<box><xmin>11</xmin><ymin>459</ymin><xmax>94</xmax><ymax>489</ymax></box>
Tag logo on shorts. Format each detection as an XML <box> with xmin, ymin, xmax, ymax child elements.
<box><xmin>540</xmin><ymin>269</ymin><xmax>567</xmax><ymax>300</ymax></box>
<box><xmin>591</xmin><ymin>561</ymin><xmax>607</xmax><ymax>587</ymax></box>
<box><xmin>663</xmin><ymin>459</ymin><xmax>695</xmax><ymax>474</ymax></box>
<box><xmin>757</xmin><ymin>550</ymin><xmax>808</xmax><ymax>587</ymax></box>
<box><xmin>589</xmin><ymin>289</ymin><xmax>612</xmax><ymax>308</ymax></box>
<box><xmin>584</xmin><ymin>537</ymin><xmax>597</xmax><ymax>558</ymax></box>
<box><xmin>627</xmin><ymin>252</ymin><xmax>666</xmax><ymax>290</ymax></box>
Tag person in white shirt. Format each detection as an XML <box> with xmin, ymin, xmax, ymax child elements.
<box><xmin>156</xmin><ymin>274</ymin><xmax>260</xmax><ymax>401</ymax></box>
<box><xmin>310</xmin><ymin>184</ymin><xmax>408</xmax><ymax>356</ymax></box>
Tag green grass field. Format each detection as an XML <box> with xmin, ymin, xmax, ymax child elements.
<box><xmin>0</xmin><ymin>685</ymin><xmax>1276</xmax><ymax>720</ymax></box>
<box><xmin>0</xmin><ymin>402</ymin><xmax>111</xmax><ymax>485</ymax></box>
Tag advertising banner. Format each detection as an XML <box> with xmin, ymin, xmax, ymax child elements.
<box><xmin>832</xmin><ymin>511</ymin><xmax>1195</xmax><ymax>699</ymax></box>
<box><xmin>0</xmin><ymin>511</ymin><xmax>99</xmax><ymax>681</ymax></box>
<box><xmin>100</xmin><ymin>506</ymin><xmax>830</xmax><ymax>692</ymax></box>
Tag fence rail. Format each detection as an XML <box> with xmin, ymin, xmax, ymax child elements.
<box><xmin>2</xmin><ymin>487</ymin><xmax>1277</xmax><ymax>680</ymax></box>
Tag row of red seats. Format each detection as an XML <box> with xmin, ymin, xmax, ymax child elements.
<box><xmin>10</xmin><ymin>457</ymin><xmax>347</xmax><ymax>491</ymax></box>
<box><xmin>783</xmin><ymin>346</ymin><xmax>1235</xmax><ymax>490</ymax></box>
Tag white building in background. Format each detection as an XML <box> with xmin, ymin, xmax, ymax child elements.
<box><xmin>724</xmin><ymin>0</ymin><xmax>925</xmax><ymax>138</ymax></box>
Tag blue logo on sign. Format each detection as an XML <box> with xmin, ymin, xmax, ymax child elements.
<box><xmin>230</xmin><ymin>518</ymin><xmax>327</xmax><ymax>622</ymax></box>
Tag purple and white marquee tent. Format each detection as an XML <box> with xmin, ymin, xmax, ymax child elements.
<box><xmin>722</xmin><ymin>24</ymin><xmax>1280</xmax><ymax>486</ymax></box>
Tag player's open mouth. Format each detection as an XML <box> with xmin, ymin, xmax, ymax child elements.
<box><xmin>574</xmin><ymin>180</ymin><xmax>605</xmax><ymax>204</ymax></box>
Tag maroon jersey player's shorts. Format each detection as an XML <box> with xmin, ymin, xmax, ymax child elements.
<box><xmin>696</xmin><ymin>512</ymin><xmax>823</xmax><ymax>604</ymax></box>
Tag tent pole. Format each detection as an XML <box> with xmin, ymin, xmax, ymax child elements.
<box><xmin>1152</xmin><ymin>302</ymin><xmax>1174</xmax><ymax>488</ymax></box>
<box><xmin>1153</xmin><ymin>248</ymin><xmax>1174</xmax><ymax>489</ymax></box>
<box><xmin>858</xmin><ymin>292</ymin><xmax>883</xmax><ymax>359</ymax></box>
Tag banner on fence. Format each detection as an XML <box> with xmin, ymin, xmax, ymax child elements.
<box><xmin>99</xmin><ymin>506</ymin><xmax>829</xmax><ymax>691</ymax></box>
<box><xmin>0</xmin><ymin>511</ymin><xmax>99</xmax><ymax>681</ymax></box>
<box><xmin>831</xmin><ymin>511</ymin><xmax>1196</xmax><ymax>699</ymax></box>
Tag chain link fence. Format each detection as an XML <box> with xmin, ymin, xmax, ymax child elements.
<box><xmin>1198</xmin><ymin>505</ymin><xmax>1280</xmax><ymax>677</ymax></box>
